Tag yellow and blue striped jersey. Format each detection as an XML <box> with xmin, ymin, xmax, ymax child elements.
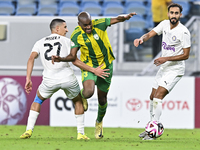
<box><xmin>70</xmin><ymin>18</ymin><xmax>115</xmax><ymax>69</ymax></box>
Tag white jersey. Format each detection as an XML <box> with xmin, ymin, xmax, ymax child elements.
<box><xmin>153</xmin><ymin>20</ymin><xmax>191</xmax><ymax>75</ymax></box>
<box><xmin>32</xmin><ymin>33</ymin><xmax>76</xmax><ymax>85</ymax></box>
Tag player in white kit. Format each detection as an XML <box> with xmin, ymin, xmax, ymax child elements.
<box><xmin>134</xmin><ymin>3</ymin><xmax>191</xmax><ymax>140</ymax></box>
<box><xmin>20</xmin><ymin>19</ymin><xmax>91</xmax><ymax>140</ymax></box>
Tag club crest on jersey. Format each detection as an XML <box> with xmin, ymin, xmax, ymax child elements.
<box><xmin>71</xmin><ymin>41</ymin><xmax>75</xmax><ymax>46</ymax></box>
<box><xmin>172</xmin><ymin>36</ymin><xmax>176</xmax><ymax>41</ymax></box>
<box><xmin>93</xmin><ymin>34</ymin><xmax>99</xmax><ymax>40</ymax></box>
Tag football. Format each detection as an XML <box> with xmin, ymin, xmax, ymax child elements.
<box><xmin>145</xmin><ymin>121</ymin><xmax>164</xmax><ymax>138</ymax></box>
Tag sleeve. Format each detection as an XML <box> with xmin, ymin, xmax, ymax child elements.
<box><xmin>152</xmin><ymin>20</ymin><xmax>165</xmax><ymax>35</ymax></box>
<box><xmin>31</xmin><ymin>41</ymin><xmax>40</xmax><ymax>55</ymax></box>
<box><xmin>94</xmin><ymin>18</ymin><xmax>111</xmax><ymax>31</ymax></box>
<box><xmin>182</xmin><ymin>28</ymin><xmax>191</xmax><ymax>48</ymax></box>
<box><xmin>70</xmin><ymin>29</ymin><xmax>81</xmax><ymax>49</ymax></box>
<box><xmin>105</xmin><ymin>18</ymin><xmax>111</xmax><ymax>27</ymax></box>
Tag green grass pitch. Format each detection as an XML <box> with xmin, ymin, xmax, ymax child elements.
<box><xmin>0</xmin><ymin>125</ymin><xmax>200</xmax><ymax>150</ymax></box>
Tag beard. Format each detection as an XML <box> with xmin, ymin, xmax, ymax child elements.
<box><xmin>169</xmin><ymin>17</ymin><xmax>179</xmax><ymax>25</ymax></box>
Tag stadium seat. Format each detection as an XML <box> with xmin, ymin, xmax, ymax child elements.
<box><xmin>58</xmin><ymin>2</ymin><xmax>80</xmax><ymax>16</ymax></box>
<box><xmin>80</xmin><ymin>1</ymin><xmax>102</xmax><ymax>16</ymax></box>
<box><xmin>124</xmin><ymin>2</ymin><xmax>147</xmax><ymax>17</ymax></box>
<box><xmin>37</xmin><ymin>0</ymin><xmax>58</xmax><ymax>5</ymax></box>
<box><xmin>16</xmin><ymin>0</ymin><xmax>35</xmax><ymax>5</ymax></box>
<box><xmin>81</xmin><ymin>0</ymin><xmax>101</xmax><ymax>3</ymax></box>
<box><xmin>124</xmin><ymin>27</ymin><xmax>145</xmax><ymax>42</ymax></box>
<box><xmin>102</xmin><ymin>2</ymin><xmax>124</xmax><ymax>16</ymax></box>
<box><xmin>0</xmin><ymin>0</ymin><xmax>15</xmax><ymax>2</ymax></box>
<box><xmin>145</xmin><ymin>13</ymin><xmax>154</xmax><ymax>29</ymax></box>
<box><xmin>37</xmin><ymin>4</ymin><xmax>58</xmax><ymax>16</ymax></box>
<box><xmin>124</xmin><ymin>27</ymin><xmax>145</xmax><ymax>61</ymax></box>
<box><xmin>58</xmin><ymin>0</ymin><xmax>80</xmax><ymax>6</ymax></box>
<box><xmin>15</xmin><ymin>4</ymin><xmax>37</xmax><ymax>15</ymax></box>
<box><xmin>0</xmin><ymin>2</ymin><xmax>15</xmax><ymax>15</ymax></box>
<box><xmin>126</xmin><ymin>15</ymin><xmax>147</xmax><ymax>29</ymax></box>
<box><xmin>173</xmin><ymin>1</ymin><xmax>191</xmax><ymax>17</ymax></box>
<box><xmin>102</xmin><ymin>0</ymin><xmax>124</xmax><ymax>3</ymax></box>
<box><xmin>124</xmin><ymin>0</ymin><xmax>148</xmax><ymax>3</ymax></box>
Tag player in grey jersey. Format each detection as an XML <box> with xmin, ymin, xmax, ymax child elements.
<box><xmin>134</xmin><ymin>3</ymin><xmax>191</xmax><ymax>140</ymax></box>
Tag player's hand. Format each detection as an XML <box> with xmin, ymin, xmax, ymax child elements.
<box><xmin>94</xmin><ymin>64</ymin><xmax>110</xmax><ymax>79</ymax></box>
<box><xmin>124</xmin><ymin>12</ymin><xmax>137</xmax><ymax>20</ymax></box>
<box><xmin>154</xmin><ymin>57</ymin><xmax>167</xmax><ymax>66</ymax></box>
<box><xmin>134</xmin><ymin>39</ymin><xmax>143</xmax><ymax>47</ymax></box>
<box><xmin>51</xmin><ymin>55</ymin><xmax>61</xmax><ymax>64</ymax></box>
<box><xmin>25</xmin><ymin>79</ymin><xmax>32</xmax><ymax>94</ymax></box>
<box><xmin>118</xmin><ymin>12</ymin><xmax>137</xmax><ymax>21</ymax></box>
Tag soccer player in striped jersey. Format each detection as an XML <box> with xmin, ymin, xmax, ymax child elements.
<box><xmin>52</xmin><ymin>11</ymin><xmax>136</xmax><ymax>139</ymax></box>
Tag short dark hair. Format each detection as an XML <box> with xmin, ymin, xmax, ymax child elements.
<box><xmin>50</xmin><ymin>18</ymin><xmax>65</xmax><ymax>31</ymax></box>
<box><xmin>168</xmin><ymin>3</ymin><xmax>183</xmax><ymax>13</ymax></box>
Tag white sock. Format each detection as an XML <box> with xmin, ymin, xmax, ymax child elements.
<box><xmin>150</xmin><ymin>100</ymin><xmax>153</xmax><ymax>121</ymax></box>
<box><xmin>152</xmin><ymin>98</ymin><xmax>162</xmax><ymax>121</ymax></box>
<box><xmin>26</xmin><ymin>110</ymin><xmax>39</xmax><ymax>131</ymax></box>
<box><xmin>75</xmin><ymin>114</ymin><xmax>84</xmax><ymax>135</ymax></box>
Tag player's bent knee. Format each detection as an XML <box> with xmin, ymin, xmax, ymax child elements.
<box><xmin>34</xmin><ymin>94</ymin><xmax>44</xmax><ymax>105</ymax></box>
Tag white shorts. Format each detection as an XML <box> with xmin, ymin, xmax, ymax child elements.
<box><xmin>152</xmin><ymin>69</ymin><xmax>182</xmax><ymax>92</ymax></box>
<box><xmin>38</xmin><ymin>78</ymin><xmax>80</xmax><ymax>99</ymax></box>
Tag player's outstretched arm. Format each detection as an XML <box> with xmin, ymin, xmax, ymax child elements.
<box><xmin>72</xmin><ymin>58</ymin><xmax>110</xmax><ymax>79</ymax></box>
<box><xmin>25</xmin><ymin>52</ymin><xmax>38</xmax><ymax>94</ymax></box>
<box><xmin>134</xmin><ymin>30</ymin><xmax>157</xmax><ymax>47</ymax></box>
<box><xmin>51</xmin><ymin>47</ymin><xmax>79</xmax><ymax>64</ymax></box>
<box><xmin>110</xmin><ymin>12</ymin><xmax>137</xmax><ymax>25</ymax></box>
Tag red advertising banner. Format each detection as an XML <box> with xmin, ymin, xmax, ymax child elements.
<box><xmin>0</xmin><ymin>76</ymin><xmax>49</xmax><ymax>125</ymax></box>
<box><xmin>195</xmin><ymin>77</ymin><xmax>200</xmax><ymax>128</ymax></box>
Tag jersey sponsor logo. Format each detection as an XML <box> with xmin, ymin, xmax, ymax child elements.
<box><xmin>172</xmin><ymin>36</ymin><xmax>176</xmax><ymax>41</ymax></box>
<box><xmin>162</xmin><ymin>42</ymin><xmax>175</xmax><ymax>52</ymax></box>
<box><xmin>93</xmin><ymin>34</ymin><xmax>99</xmax><ymax>40</ymax></box>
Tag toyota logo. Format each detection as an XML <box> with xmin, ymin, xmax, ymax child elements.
<box><xmin>126</xmin><ymin>98</ymin><xmax>142</xmax><ymax>111</ymax></box>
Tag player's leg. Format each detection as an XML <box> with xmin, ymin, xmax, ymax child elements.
<box><xmin>20</xmin><ymin>81</ymin><xmax>55</xmax><ymax>139</ymax></box>
<box><xmin>152</xmin><ymin>72</ymin><xmax>182</xmax><ymax>122</ymax></box>
<box><xmin>63</xmin><ymin>80</ymin><xmax>89</xmax><ymax>140</ymax></box>
<box><xmin>72</xmin><ymin>94</ymin><xmax>90</xmax><ymax>140</ymax></box>
<box><xmin>80</xmin><ymin>71</ymin><xmax>96</xmax><ymax>111</ymax></box>
<box><xmin>152</xmin><ymin>86</ymin><xmax>168</xmax><ymax>121</ymax></box>
<box><xmin>143</xmin><ymin>87</ymin><xmax>168</xmax><ymax>140</ymax></box>
<box><xmin>94</xmin><ymin>63</ymin><xmax>112</xmax><ymax>139</ymax></box>
<box><xmin>139</xmin><ymin>88</ymin><xmax>157</xmax><ymax>138</ymax></box>
<box><xmin>81</xmin><ymin>80</ymin><xmax>95</xmax><ymax>98</ymax></box>
<box><xmin>20</xmin><ymin>90</ymin><xmax>46</xmax><ymax>139</ymax></box>
<box><xmin>81</xmin><ymin>79</ymin><xmax>95</xmax><ymax>111</ymax></box>
<box><xmin>143</xmin><ymin>73</ymin><xmax>182</xmax><ymax>140</ymax></box>
<box><xmin>80</xmin><ymin>70</ymin><xmax>96</xmax><ymax>99</ymax></box>
<box><xmin>150</xmin><ymin>88</ymin><xmax>156</xmax><ymax>120</ymax></box>
<box><xmin>95</xmin><ymin>88</ymin><xmax>108</xmax><ymax>139</ymax></box>
<box><xmin>140</xmin><ymin>69</ymin><xmax>161</xmax><ymax>138</ymax></box>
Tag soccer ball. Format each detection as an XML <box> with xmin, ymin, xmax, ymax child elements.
<box><xmin>0</xmin><ymin>78</ymin><xmax>27</xmax><ymax>125</ymax></box>
<box><xmin>145</xmin><ymin>121</ymin><xmax>164</xmax><ymax>138</ymax></box>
